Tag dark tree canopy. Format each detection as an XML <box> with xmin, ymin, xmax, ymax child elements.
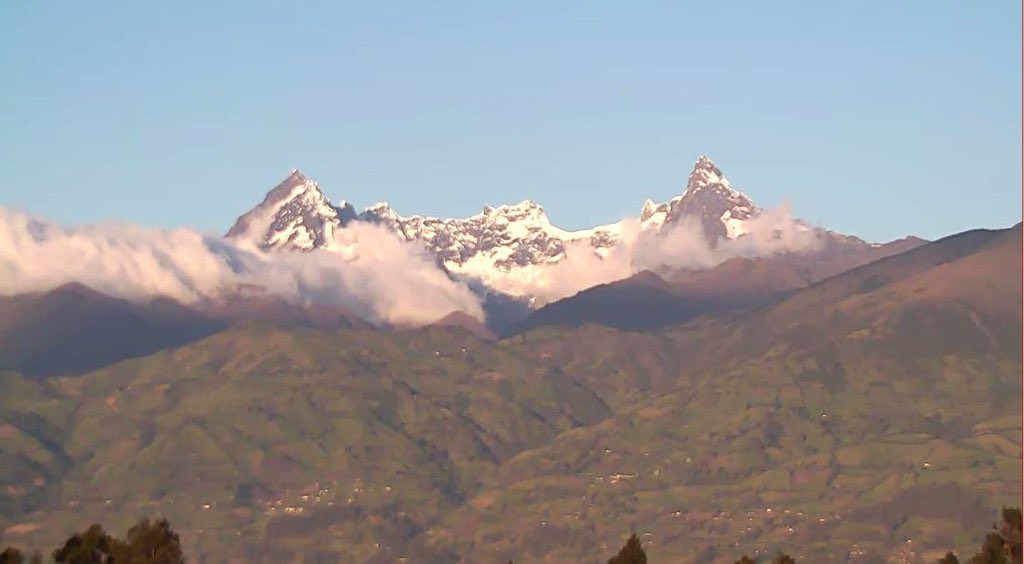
<box><xmin>49</xmin><ymin>518</ymin><xmax>184</xmax><ymax>564</ymax></box>
<box><xmin>967</xmin><ymin>507</ymin><xmax>1023</xmax><ymax>564</ymax></box>
<box><xmin>608</xmin><ymin>533</ymin><xmax>647</xmax><ymax>564</ymax></box>
<box><xmin>121</xmin><ymin>518</ymin><xmax>184</xmax><ymax>564</ymax></box>
<box><xmin>0</xmin><ymin>547</ymin><xmax>25</xmax><ymax>564</ymax></box>
<box><xmin>0</xmin><ymin>549</ymin><xmax>40</xmax><ymax>564</ymax></box>
<box><xmin>52</xmin><ymin>524</ymin><xmax>118</xmax><ymax>563</ymax></box>
<box><xmin>940</xmin><ymin>551</ymin><xmax>962</xmax><ymax>564</ymax></box>
<box><xmin>734</xmin><ymin>556</ymin><xmax>757</xmax><ymax>564</ymax></box>
<box><xmin>771</xmin><ymin>552</ymin><xmax>797</xmax><ymax>564</ymax></box>
<box><xmin>999</xmin><ymin>508</ymin><xmax>1023</xmax><ymax>564</ymax></box>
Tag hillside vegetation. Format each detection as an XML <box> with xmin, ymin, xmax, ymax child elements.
<box><xmin>0</xmin><ymin>225</ymin><xmax>1019</xmax><ymax>562</ymax></box>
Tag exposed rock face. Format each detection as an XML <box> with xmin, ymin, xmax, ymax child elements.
<box><xmin>665</xmin><ymin>155</ymin><xmax>760</xmax><ymax>241</ymax></box>
<box><xmin>225</xmin><ymin>157</ymin><xmax>924</xmax><ymax>303</ymax></box>
<box><xmin>360</xmin><ymin>199</ymin><xmax>620</xmax><ymax>276</ymax></box>
<box><xmin>226</xmin><ymin>170</ymin><xmax>353</xmax><ymax>252</ymax></box>
<box><xmin>227</xmin><ymin>156</ymin><xmax>757</xmax><ymax>259</ymax></box>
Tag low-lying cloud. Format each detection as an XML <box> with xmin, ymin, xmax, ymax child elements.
<box><xmin>487</xmin><ymin>204</ymin><xmax>824</xmax><ymax>303</ymax></box>
<box><xmin>0</xmin><ymin>208</ymin><xmax>484</xmax><ymax>326</ymax></box>
<box><xmin>0</xmin><ymin>203</ymin><xmax>823</xmax><ymax>325</ymax></box>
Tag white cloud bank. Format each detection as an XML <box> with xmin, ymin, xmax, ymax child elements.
<box><xmin>479</xmin><ymin>204</ymin><xmax>824</xmax><ymax>303</ymax></box>
<box><xmin>0</xmin><ymin>207</ymin><xmax>485</xmax><ymax>326</ymax></box>
<box><xmin>0</xmin><ymin>203</ymin><xmax>823</xmax><ymax>325</ymax></box>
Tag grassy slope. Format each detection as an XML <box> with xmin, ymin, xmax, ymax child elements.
<box><xmin>414</xmin><ymin>225</ymin><xmax>1023</xmax><ymax>562</ymax></box>
<box><xmin>1</xmin><ymin>324</ymin><xmax>629</xmax><ymax>561</ymax></box>
<box><xmin>0</xmin><ymin>226</ymin><xmax>1019</xmax><ymax>562</ymax></box>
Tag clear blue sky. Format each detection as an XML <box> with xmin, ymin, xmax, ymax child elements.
<box><xmin>1</xmin><ymin>1</ymin><xmax>1020</xmax><ymax>242</ymax></box>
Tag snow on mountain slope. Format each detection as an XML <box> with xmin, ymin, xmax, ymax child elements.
<box><xmin>666</xmin><ymin>155</ymin><xmax>760</xmax><ymax>241</ymax></box>
<box><xmin>230</xmin><ymin>156</ymin><xmax>755</xmax><ymax>248</ymax></box>
<box><xmin>359</xmin><ymin>199</ymin><xmax>625</xmax><ymax>291</ymax></box>
<box><xmin>225</xmin><ymin>156</ymin><xmax>871</xmax><ymax>302</ymax></box>
<box><xmin>225</xmin><ymin>169</ymin><xmax>357</xmax><ymax>254</ymax></box>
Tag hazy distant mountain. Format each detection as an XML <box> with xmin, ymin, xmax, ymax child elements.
<box><xmin>0</xmin><ymin>283</ymin><xmax>373</xmax><ymax>377</ymax></box>
<box><xmin>510</xmin><ymin>269</ymin><xmax>744</xmax><ymax>333</ymax></box>
<box><xmin>748</xmin><ymin>223</ymin><xmax>1023</xmax><ymax>358</ymax></box>
<box><xmin>0</xmin><ymin>283</ymin><xmax>223</xmax><ymax>377</ymax></box>
<box><xmin>514</xmin><ymin>233</ymin><xmax>929</xmax><ymax>334</ymax></box>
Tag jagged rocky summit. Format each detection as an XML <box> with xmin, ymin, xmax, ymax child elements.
<box><xmin>224</xmin><ymin>156</ymin><xmax>899</xmax><ymax>300</ymax></box>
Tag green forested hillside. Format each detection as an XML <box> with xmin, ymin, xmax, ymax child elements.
<box><xmin>0</xmin><ymin>226</ymin><xmax>1020</xmax><ymax>562</ymax></box>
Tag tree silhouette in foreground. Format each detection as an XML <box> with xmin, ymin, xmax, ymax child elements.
<box><xmin>0</xmin><ymin>548</ymin><xmax>41</xmax><ymax>564</ymax></box>
<box><xmin>968</xmin><ymin>507</ymin><xmax>1023</xmax><ymax>564</ymax></box>
<box><xmin>941</xmin><ymin>507</ymin><xmax>1023</xmax><ymax>564</ymax></box>
<box><xmin>0</xmin><ymin>548</ymin><xmax>24</xmax><ymax>564</ymax></box>
<box><xmin>0</xmin><ymin>547</ymin><xmax>42</xmax><ymax>564</ymax></box>
<box><xmin>52</xmin><ymin>524</ymin><xmax>118</xmax><ymax>563</ymax></box>
<box><xmin>992</xmin><ymin>507</ymin><xmax>1024</xmax><ymax>564</ymax></box>
<box><xmin>120</xmin><ymin>518</ymin><xmax>184</xmax><ymax>563</ymax></box>
<box><xmin>48</xmin><ymin>518</ymin><xmax>184</xmax><ymax>564</ymax></box>
<box><xmin>608</xmin><ymin>533</ymin><xmax>647</xmax><ymax>564</ymax></box>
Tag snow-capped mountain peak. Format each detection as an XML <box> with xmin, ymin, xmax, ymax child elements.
<box><xmin>226</xmin><ymin>169</ymin><xmax>346</xmax><ymax>251</ymax></box>
<box><xmin>684</xmin><ymin>156</ymin><xmax>730</xmax><ymax>193</ymax></box>
<box><xmin>667</xmin><ymin>155</ymin><xmax>761</xmax><ymax>240</ymax></box>
<box><xmin>262</xmin><ymin>169</ymin><xmax>319</xmax><ymax>205</ymax></box>
<box><xmin>359</xmin><ymin>197</ymin><xmax>613</xmax><ymax>273</ymax></box>
<box><xmin>226</xmin><ymin>155</ymin><xmax>788</xmax><ymax>300</ymax></box>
